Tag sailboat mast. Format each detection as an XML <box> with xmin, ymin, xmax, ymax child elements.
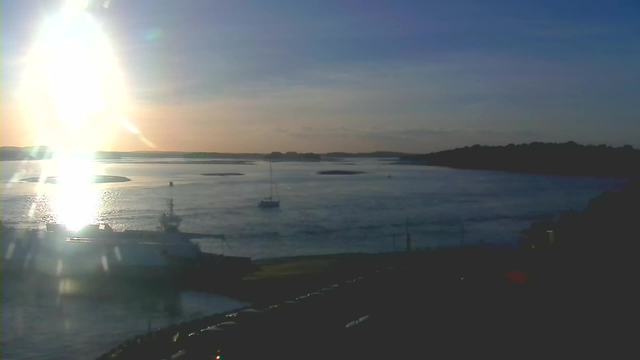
<box><xmin>168</xmin><ymin>181</ymin><xmax>175</xmax><ymax>217</ymax></box>
<box><xmin>269</xmin><ymin>163</ymin><xmax>273</xmax><ymax>198</ymax></box>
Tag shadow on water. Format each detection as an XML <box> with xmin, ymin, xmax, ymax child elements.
<box><xmin>1</xmin><ymin>275</ymin><xmax>185</xmax><ymax>317</ymax></box>
<box><xmin>0</xmin><ymin>275</ymin><xmax>249</xmax><ymax>359</ymax></box>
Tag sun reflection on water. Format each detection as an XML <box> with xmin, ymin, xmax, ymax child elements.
<box><xmin>51</xmin><ymin>157</ymin><xmax>101</xmax><ymax>231</ymax></box>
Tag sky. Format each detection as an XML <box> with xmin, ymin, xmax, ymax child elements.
<box><xmin>1</xmin><ymin>0</ymin><xmax>639</xmax><ymax>153</ymax></box>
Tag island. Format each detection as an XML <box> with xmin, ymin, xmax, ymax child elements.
<box><xmin>398</xmin><ymin>142</ymin><xmax>640</xmax><ymax>177</ymax></box>
<box><xmin>202</xmin><ymin>173</ymin><xmax>245</xmax><ymax>176</ymax></box>
<box><xmin>317</xmin><ymin>170</ymin><xmax>367</xmax><ymax>175</ymax></box>
<box><xmin>20</xmin><ymin>175</ymin><xmax>131</xmax><ymax>184</ymax></box>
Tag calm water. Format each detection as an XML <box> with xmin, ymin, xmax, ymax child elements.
<box><xmin>0</xmin><ymin>158</ymin><xmax>628</xmax><ymax>257</ymax></box>
<box><xmin>0</xmin><ymin>158</ymin><xmax>628</xmax><ymax>359</ymax></box>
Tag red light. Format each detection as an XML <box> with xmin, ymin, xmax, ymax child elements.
<box><xmin>505</xmin><ymin>270</ymin><xmax>528</xmax><ymax>284</ymax></box>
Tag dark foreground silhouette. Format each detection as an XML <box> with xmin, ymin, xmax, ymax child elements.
<box><xmin>98</xmin><ymin>182</ymin><xmax>637</xmax><ymax>360</ymax></box>
<box><xmin>400</xmin><ymin>141</ymin><xmax>640</xmax><ymax>177</ymax></box>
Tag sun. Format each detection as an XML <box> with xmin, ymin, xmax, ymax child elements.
<box><xmin>19</xmin><ymin>0</ymin><xmax>130</xmax><ymax>152</ymax></box>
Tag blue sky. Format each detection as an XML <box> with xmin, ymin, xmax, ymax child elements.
<box><xmin>1</xmin><ymin>0</ymin><xmax>639</xmax><ymax>152</ymax></box>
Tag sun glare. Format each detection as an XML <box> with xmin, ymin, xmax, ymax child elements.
<box><xmin>18</xmin><ymin>1</ymin><xmax>134</xmax><ymax>230</ymax></box>
<box><xmin>48</xmin><ymin>33</ymin><xmax>104</xmax><ymax>127</ymax></box>
<box><xmin>20</xmin><ymin>3</ymin><xmax>129</xmax><ymax>146</ymax></box>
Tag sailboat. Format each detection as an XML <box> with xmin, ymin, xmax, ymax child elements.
<box><xmin>259</xmin><ymin>163</ymin><xmax>280</xmax><ymax>208</ymax></box>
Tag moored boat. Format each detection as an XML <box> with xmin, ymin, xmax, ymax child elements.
<box><xmin>259</xmin><ymin>163</ymin><xmax>280</xmax><ymax>208</ymax></box>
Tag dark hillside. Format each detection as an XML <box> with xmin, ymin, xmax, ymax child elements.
<box><xmin>400</xmin><ymin>142</ymin><xmax>640</xmax><ymax>177</ymax></box>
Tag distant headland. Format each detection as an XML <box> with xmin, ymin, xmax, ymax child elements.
<box><xmin>264</xmin><ymin>152</ymin><xmax>321</xmax><ymax>162</ymax></box>
<box><xmin>0</xmin><ymin>147</ymin><xmax>406</xmax><ymax>162</ymax></box>
<box><xmin>399</xmin><ymin>142</ymin><xmax>640</xmax><ymax>178</ymax></box>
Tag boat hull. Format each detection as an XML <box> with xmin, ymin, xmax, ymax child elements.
<box><xmin>0</xmin><ymin>228</ymin><xmax>251</xmax><ymax>286</ymax></box>
<box><xmin>259</xmin><ymin>200</ymin><xmax>280</xmax><ymax>208</ymax></box>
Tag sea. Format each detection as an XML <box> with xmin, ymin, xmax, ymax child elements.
<box><xmin>0</xmin><ymin>157</ymin><xmax>628</xmax><ymax>359</ymax></box>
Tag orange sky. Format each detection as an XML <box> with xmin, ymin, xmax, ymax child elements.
<box><xmin>0</xmin><ymin>98</ymin><xmax>392</xmax><ymax>153</ymax></box>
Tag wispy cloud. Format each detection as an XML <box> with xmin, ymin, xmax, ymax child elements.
<box><xmin>271</xmin><ymin>126</ymin><xmax>542</xmax><ymax>152</ymax></box>
<box><xmin>513</xmin><ymin>19</ymin><xmax>634</xmax><ymax>39</ymax></box>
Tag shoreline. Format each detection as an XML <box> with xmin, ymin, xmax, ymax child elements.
<box><xmin>188</xmin><ymin>247</ymin><xmax>522</xmax><ymax>305</ymax></box>
<box><xmin>394</xmin><ymin>161</ymin><xmax>638</xmax><ymax>178</ymax></box>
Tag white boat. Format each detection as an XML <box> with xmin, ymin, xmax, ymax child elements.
<box><xmin>259</xmin><ymin>163</ymin><xmax>280</xmax><ymax>208</ymax></box>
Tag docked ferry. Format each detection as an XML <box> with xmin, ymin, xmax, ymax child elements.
<box><xmin>0</xmin><ymin>186</ymin><xmax>253</xmax><ymax>284</ymax></box>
